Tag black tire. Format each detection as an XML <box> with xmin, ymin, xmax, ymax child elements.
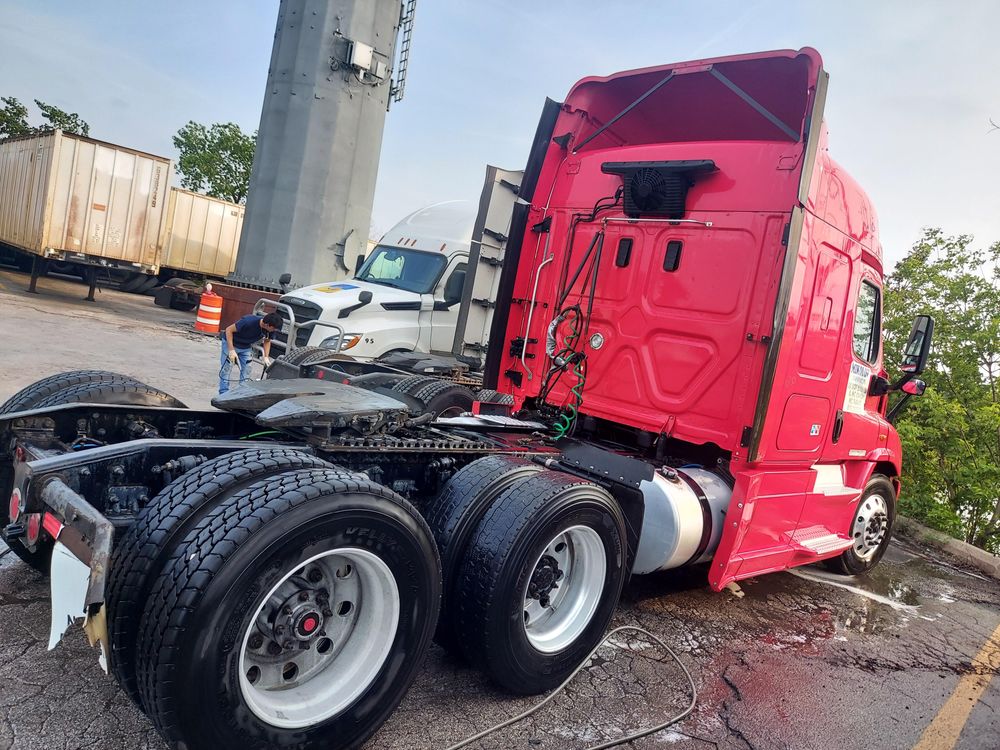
<box><xmin>0</xmin><ymin>370</ymin><xmax>145</xmax><ymax>415</ymax></box>
<box><xmin>281</xmin><ymin>346</ymin><xmax>345</xmax><ymax>367</ymax></box>
<box><xmin>453</xmin><ymin>470</ymin><xmax>627</xmax><ymax>694</ymax></box>
<box><xmin>391</xmin><ymin>376</ymin><xmax>474</xmax><ymax>418</ymax></box>
<box><xmin>475</xmin><ymin>388</ymin><xmax>515</xmax><ymax>406</ymax></box>
<box><xmin>168</xmin><ymin>297</ymin><xmax>197</xmax><ymax>312</ymax></box>
<box><xmin>135</xmin><ymin>468</ymin><xmax>440</xmax><ymax>750</ymax></box>
<box><xmin>826</xmin><ymin>474</ymin><xmax>896</xmax><ymax>575</ymax></box>
<box><xmin>30</xmin><ymin>381</ymin><xmax>187</xmax><ymax>410</ymax></box>
<box><xmin>118</xmin><ymin>273</ymin><xmax>147</xmax><ymax>293</ymax></box>
<box><xmin>107</xmin><ymin>448</ymin><xmax>332</xmax><ymax>707</ymax></box>
<box><xmin>139</xmin><ymin>276</ymin><xmax>161</xmax><ymax>295</ymax></box>
<box><xmin>423</xmin><ymin>455</ymin><xmax>543</xmax><ymax>651</ymax></box>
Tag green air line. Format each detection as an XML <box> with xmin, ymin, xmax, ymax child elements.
<box><xmin>241</xmin><ymin>430</ymin><xmax>281</xmax><ymax>439</ymax></box>
<box><xmin>552</xmin><ymin>310</ymin><xmax>586</xmax><ymax>438</ymax></box>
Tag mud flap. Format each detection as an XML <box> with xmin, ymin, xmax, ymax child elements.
<box><xmin>47</xmin><ymin>541</ymin><xmax>110</xmax><ymax>672</ymax></box>
<box><xmin>48</xmin><ymin>542</ymin><xmax>90</xmax><ymax>650</ymax></box>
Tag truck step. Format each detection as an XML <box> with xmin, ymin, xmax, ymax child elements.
<box><xmin>789</xmin><ymin>526</ymin><xmax>854</xmax><ymax>556</ymax></box>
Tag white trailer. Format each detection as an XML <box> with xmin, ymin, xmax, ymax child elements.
<box><xmin>161</xmin><ymin>188</ymin><xmax>245</xmax><ymax>279</ymax></box>
<box><xmin>149</xmin><ymin>188</ymin><xmax>247</xmax><ymax>308</ymax></box>
<box><xmin>0</xmin><ymin>130</ymin><xmax>171</xmax><ymax>297</ymax></box>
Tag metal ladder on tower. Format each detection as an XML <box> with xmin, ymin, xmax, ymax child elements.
<box><xmin>390</xmin><ymin>0</ymin><xmax>416</xmax><ymax>105</ymax></box>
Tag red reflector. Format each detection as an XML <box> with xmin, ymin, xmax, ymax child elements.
<box><xmin>8</xmin><ymin>488</ymin><xmax>21</xmax><ymax>523</ymax></box>
<box><xmin>25</xmin><ymin>513</ymin><xmax>41</xmax><ymax>544</ymax></box>
<box><xmin>316</xmin><ymin>370</ymin><xmax>325</xmax><ymax>379</ymax></box>
<box><xmin>42</xmin><ymin>512</ymin><xmax>63</xmax><ymax>540</ymax></box>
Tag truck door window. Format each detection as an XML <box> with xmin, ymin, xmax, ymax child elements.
<box><xmin>357</xmin><ymin>246</ymin><xmax>447</xmax><ymax>294</ymax></box>
<box><xmin>853</xmin><ymin>281</ymin><xmax>881</xmax><ymax>363</ymax></box>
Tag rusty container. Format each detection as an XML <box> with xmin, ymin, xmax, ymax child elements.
<box><xmin>0</xmin><ymin>129</ymin><xmax>170</xmax><ymax>272</ymax></box>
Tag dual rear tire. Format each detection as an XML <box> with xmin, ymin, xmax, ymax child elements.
<box><xmin>130</xmin><ymin>466</ymin><xmax>440</xmax><ymax>750</ymax></box>
<box><xmin>425</xmin><ymin>457</ymin><xmax>628</xmax><ymax>695</ymax></box>
<box><xmin>104</xmin><ymin>453</ymin><xmax>440</xmax><ymax>750</ymax></box>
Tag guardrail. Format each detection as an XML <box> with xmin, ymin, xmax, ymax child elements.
<box><xmin>252</xmin><ymin>298</ymin><xmax>346</xmax><ymax>359</ymax></box>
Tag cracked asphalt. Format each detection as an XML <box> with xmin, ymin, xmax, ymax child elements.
<box><xmin>1</xmin><ymin>267</ymin><xmax>998</xmax><ymax>749</ymax></box>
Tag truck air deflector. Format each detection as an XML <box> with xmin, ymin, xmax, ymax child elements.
<box><xmin>566</xmin><ymin>49</ymin><xmax>820</xmax><ymax>152</ymax></box>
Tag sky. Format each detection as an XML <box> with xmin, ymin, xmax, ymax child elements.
<box><xmin>1</xmin><ymin>0</ymin><xmax>998</xmax><ymax>270</ymax></box>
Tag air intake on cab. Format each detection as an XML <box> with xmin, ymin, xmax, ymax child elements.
<box><xmin>602</xmin><ymin>160</ymin><xmax>716</xmax><ymax>219</ymax></box>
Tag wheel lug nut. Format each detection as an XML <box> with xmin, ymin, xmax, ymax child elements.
<box><xmin>307</xmin><ymin>569</ymin><xmax>323</xmax><ymax>583</ymax></box>
<box><xmin>282</xmin><ymin>606</ymin><xmax>292</xmax><ymax>615</ymax></box>
<box><xmin>267</xmin><ymin>642</ymin><xmax>282</xmax><ymax>656</ymax></box>
<box><xmin>248</xmin><ymin>633</ymin><xmax>264</xmax><ymax>650</ymax></box>
<box><xmin>322</xmin><ymin>608</ymin><xmax>333</xmax><ymax>618</ymax></box>
<box><xmin>298</xmin><ymin>591</ymin><xmax>310</xmax><ymax>602</ymax></box>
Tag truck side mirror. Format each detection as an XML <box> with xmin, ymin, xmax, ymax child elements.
<box><xmin>901</xmin><ymin>315</ymin><xmax>933</xmax><ymax>375</ymax></box>
<box><xmin>443</xmin><ymin>268</ymin><xmax>466</xmax><ymax>307</ymax></box>
<box><xmin>358</xmin><ymin>290</ymin><xmax>373</xmax><ymax>304</ymax></box>
<box><xmin>900</xmin><ymin>379</ymin><xmax>926</xmax><ymax>396</ymax></box>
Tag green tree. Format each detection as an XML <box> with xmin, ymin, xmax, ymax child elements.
<box><xmin>172</xmin><ymin>121</ymin><xmax>255</xmax><ymax>204</ymax></box>
<box><xmin>34</xmin><ymin>99</ymin><xmax>90</xmax><ymax>136</ymax></box>
<box><xmin>0</xmin><ymin>96</ymin><xmax>31</xmax><ymax>138</ymax></box>
<box><xmin>884</xmin><ymin>229</ymin><xmax>1000</xmax><ymax>553</ymax></box>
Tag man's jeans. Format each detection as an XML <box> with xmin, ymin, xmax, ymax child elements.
<box><xmin>219</xmin><ymin>339</ymin><xmax>251</xmax><ymax>394</ymax></box>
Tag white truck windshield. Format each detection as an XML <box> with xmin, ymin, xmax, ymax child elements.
<box><xmin>356</xmin><ymin>246</ymin><xmax>447</xmax><ymax>294</ymax></box>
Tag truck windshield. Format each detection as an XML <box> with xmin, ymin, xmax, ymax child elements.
<box><xmin>356</xmin><ymin>246</ymin><xmax>447</xmax><ymax>294</ymax></box>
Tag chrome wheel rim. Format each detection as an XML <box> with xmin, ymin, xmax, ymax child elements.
<box><xmin>238</xmin><ymin>547</ymin><xmax>399</xmax><ymax>729</ymax></box>
<box><xmin>522</xmin><ymin>525</ymin><xmax>606</xmax><ymax>653</ymax></box>
<box><xmin>852</xmin><ymin>494</ymin><xmax>889</xmax><ymax>560</ymax></box>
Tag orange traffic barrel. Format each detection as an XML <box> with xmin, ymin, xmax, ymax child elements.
<box><xmin>194</xmin><ymin>284</ymin><xmax>223</xmax><ymax>334</ymax></box>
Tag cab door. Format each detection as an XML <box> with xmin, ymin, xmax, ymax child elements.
<box><xmin>429</xmin><ymin>258</ymin><xmax>468</xmax><ymax>352</ymax></box>
<box><xmin>821</xmin><ymin>266</ymin><xmax>884</xmax><ymax>463</ymax></box>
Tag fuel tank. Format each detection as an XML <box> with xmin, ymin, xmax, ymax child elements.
<box><xmin>632</xmin><ymin>467</ymin><xmax>733</xmax><ymax>574</ymax></box>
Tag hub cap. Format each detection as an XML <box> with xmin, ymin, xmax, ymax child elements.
<box><xmin>852</xmin><ymin>494</ymin><xmax>889</xmax><ymax>561</ymax></box>
<box><xmin>522</xmin><ymin>525</ymin><xmax>605</xmax><ymax>654</ymax></box>
<box><xmin>238</xmin><ymin>548</ymin><xmax>399</xmax><ymax>729</ymax></box>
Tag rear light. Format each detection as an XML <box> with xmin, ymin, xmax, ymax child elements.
<box><xmin>8</xmin><ymin>488</ymin><xmax>21</xmax><ymax>523</ymax></box>
<box><xmin>25</xmin><ymin>513</ymin><xmax>41</xmax><ymax>545</ymax></box>
<box><xmin>42</xmin><ymin>512</ymin><xmax>63</xmax><ymax>540</ymax></box>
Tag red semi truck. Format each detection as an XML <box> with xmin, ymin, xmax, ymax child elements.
<box><xmin>0</xmin><ymin>48</ymin><xmax>931</xmax><ymax>750</ymax></box>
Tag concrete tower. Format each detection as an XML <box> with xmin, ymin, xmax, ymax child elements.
<box><xmin>232</xmin><ymin>0</ymin><xmax>413</xmax><ymax>289</ymax></box>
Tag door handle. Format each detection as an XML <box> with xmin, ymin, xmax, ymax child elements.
<box><xmin>832</xmin><ymin>410</ymin><xmax>844</xmax><ymax>444</ymax></box>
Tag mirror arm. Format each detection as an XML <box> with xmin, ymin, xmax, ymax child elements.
<box><xmin>886</xmin><ymin>392</ymin><xmax>913</xmax><ymax>424</ymax></box>
<box><xmin>888</xmin><ymin>371</ymin><xmax>916</xmax><ymax>392</ymax></box>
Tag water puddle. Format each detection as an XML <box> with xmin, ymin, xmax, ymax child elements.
<box><xmin>787</xmin><ymin>567</ymin><xmax>920</xmax><ymax>612</ymax></box>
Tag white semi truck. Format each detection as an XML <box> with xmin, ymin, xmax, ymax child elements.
<box><xmin>271</xmin><ymin>167</ymin><xmax>522</xmax><ymax>368</ymax></box>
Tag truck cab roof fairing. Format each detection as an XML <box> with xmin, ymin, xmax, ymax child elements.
<box><xmin>565</xmin><ymin>48</ymin><xmax>823</xmax><ymax>152</ymax></box>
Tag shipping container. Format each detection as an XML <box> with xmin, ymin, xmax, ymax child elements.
<box><xmin>161</xmin><ymin>187</ymin><xmax>245</xmax><ymax>278</ymax></box>
<box><xmin>0</xmin><ymin>130</ymin><xmax>170</xmax><ymax>272</ymax></box>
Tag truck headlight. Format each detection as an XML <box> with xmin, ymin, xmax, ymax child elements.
<box><xmin>321</xmin><ymin>333</ymin><xmax>361</xmax><ymax>350</ymax></box>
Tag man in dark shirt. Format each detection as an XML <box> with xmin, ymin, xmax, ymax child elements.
<box><xmin>219</xmin><ymin>312</ymin><xmax>283</xmax><ymax>393</ymax></box>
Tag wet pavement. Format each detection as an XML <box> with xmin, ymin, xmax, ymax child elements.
<box><xmin>1</xmin><ymin>265</ymin><xmax>998</xmax><ymax>749</ymax></box>
<box><xmin>1</xmin><ymin>536</ymin><xmax>997</xmax><ymax>750</ymax></box>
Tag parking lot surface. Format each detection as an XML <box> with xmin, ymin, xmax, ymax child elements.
<box><xmin>0</xmin><ymin>268</ymin><xmax>997</xmax><ymax>750</ymax></box>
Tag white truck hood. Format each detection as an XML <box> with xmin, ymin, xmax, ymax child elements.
<box><xmin>282</xmin><ymin>279</ymin><xmax>420</xmax><ymax>310</ymax></box>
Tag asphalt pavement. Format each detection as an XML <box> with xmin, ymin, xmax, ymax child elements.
<box><xmin>0</xmin><ymin>267</ymin><xmax>997</xmax><ymax>750</ymax></box>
